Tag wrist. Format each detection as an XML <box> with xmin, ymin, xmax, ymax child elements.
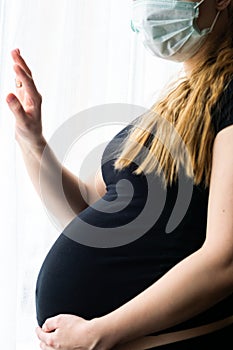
<box><xmin>90</xmin><ymin>316</ymin><xmax>121</xmax><ymax>350</ymax></box>
<box><xmin>17</xmin><ymin>134</ymin><xmax>47</xmax><ymax>156</ymax></box>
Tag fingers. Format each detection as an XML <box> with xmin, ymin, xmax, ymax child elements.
<box><xmin>11</xmin><ymin>48</ymin><xmax>42</xmax><ymax>106</ymax></box>
<box><xmin>39</xmin><ymin>342</ymin><xmax>54</xmax><ymax>350</ymax></box>
<box><xmin>6</xmin><ymin>93</ymin><xmax>27</xmax><ymax>123</ymax></box>
<box><xmin>13</xmin><ymin>63</ymin><xmax>40</xmax><ymax>99</ymax></box>
<box><xmin>42</xmin><ymin>315</ymin><xmax>60</xmax><ymax>332</ymax></box>
<box><xmin>11</xmin><ymin>48</ymin><xmax>32</xmax><ymax>77</ymax></box>
<box><xmin>35</xmin><ymin>327</ymin><xmax>55</xmax><ymax>348</ymax></box>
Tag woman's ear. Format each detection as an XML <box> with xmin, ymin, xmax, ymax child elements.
<box><xmin>215</xmin><ymin>0</ymin><xmax>231</xmax><ymax>10</ymax></box>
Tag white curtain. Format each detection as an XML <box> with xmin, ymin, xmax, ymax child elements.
<box><xmin>0</xmin><ymin>1</ymin><xmax>180</xmax><ymax>349</ymax></box>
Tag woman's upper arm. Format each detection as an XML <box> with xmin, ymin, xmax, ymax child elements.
<box><xmin>204</xmin><ymin>125</ymin><xmax>233</xmax><ymax>267</ymax></box>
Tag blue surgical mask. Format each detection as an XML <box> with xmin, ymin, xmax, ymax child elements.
<box><xmin>131</xmin><ymin>0</ymin><xmax>220</xmax><ymax>62</ymax></box>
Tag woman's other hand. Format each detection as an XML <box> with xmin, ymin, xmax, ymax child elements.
<box><xmin>6</xmin><ymin>48</ymin><xmax>43</xmax><ymax>146</ymax></box>
<box><xmin>35</xmin><ymin>314</ymin><xmax>110</xmax><ymax>350</ymax></box>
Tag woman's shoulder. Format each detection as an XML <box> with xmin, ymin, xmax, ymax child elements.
<box><xmin>211</xmin><ymin>78</ymin><xmax>233</xmax><ymax>135</ymax></box>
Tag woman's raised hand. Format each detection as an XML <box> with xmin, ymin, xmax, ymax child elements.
<box><xmin>6</xmin><ymin>48</ymin><xmax>44</xmax><ymax>146</ymax></box>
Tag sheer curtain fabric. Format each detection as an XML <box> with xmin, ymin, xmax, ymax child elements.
<box><xmin>0</xmin><ymin>1</ymin><xmax>180</xmax><ymax>349</ymax></box>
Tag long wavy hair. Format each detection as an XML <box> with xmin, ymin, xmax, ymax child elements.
<box><xmin>114</xmin><ymin>6</ymin><xmax>233</xmax><ymax>189</ymax></box>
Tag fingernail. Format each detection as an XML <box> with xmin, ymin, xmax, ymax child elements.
<box><xmin>12</xmin><ymin>48</ymin><xmax>20</xmax><ymax>56</ymax></box>
<box><xmin>6</xmin><ymin>95</ymin><xmax>16</xmax><ymax>103</ymax></box>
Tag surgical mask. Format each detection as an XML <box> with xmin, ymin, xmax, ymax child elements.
<box><xmin>131</xmin><ymin>0</ymin><xmax>220</xmax><ymax>62</ymax></box>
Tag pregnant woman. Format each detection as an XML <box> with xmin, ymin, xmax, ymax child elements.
<box><xmin>6</xmin><ymin>0</ymin><xmax>233</xmax><ymax>349</ymax></box>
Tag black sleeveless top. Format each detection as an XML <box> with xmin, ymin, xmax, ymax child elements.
<box><xmin>35</xmin><ymin>80</ymin><xmax>233</xmax><ymax>337</ymax></box>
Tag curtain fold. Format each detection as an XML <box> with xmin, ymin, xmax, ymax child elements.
<box><xmin>0</xmin><ymin>1</ymin><xmax>180</xmax><ymax>349</ymax></box>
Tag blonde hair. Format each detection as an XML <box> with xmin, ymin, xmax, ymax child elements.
<box><xmin>114</xmin><ymin>8</ymin><xmax>233</xmax><ymax>190</ymax></box>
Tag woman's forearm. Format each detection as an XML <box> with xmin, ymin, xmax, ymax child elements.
<box><xmin>18</xmin><ymin>136</ymin><xmax>89</xmax><ymax>228</ymax></box>
<box><xmin>99</xmin><ymin>247</ymin><xmax>233</xmax><ymax>348</ymax></box>
<box><xmin>7</xmin><ymin>49</ymin><xmax>90</xmax><ymax>229</ymax></box>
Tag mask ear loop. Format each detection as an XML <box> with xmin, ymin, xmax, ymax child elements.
<box><xmin>194</xmin><ymin>0</ymin><xmax>206</xmax><ymax>10</ymax></box>
<box><xmin>194</xmin><ymin>0</ymin><xmax>221</xmax><ymax>33</ymax></box>
<box><xmin>209</xmin><ymin>11</ymin><xmax>221</xmax><ymax>32</ymax></box>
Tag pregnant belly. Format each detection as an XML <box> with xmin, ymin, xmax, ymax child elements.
<box><xmin>35</xmin><ymin>183</ymin><xmax>159</xmax><ymax>327</ymax></box>
<box><xmin>36</xmin><ymin>230</ymin><xmax>233</xmax><ymax>334</ymax></box>
<box><xmin>35</xmin><ymin>232</ymin><xmax>160</xmax><ymax>327</ymax></box>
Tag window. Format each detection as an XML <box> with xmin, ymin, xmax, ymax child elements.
<box><xmin>0</xmin><ymin>1</ymin><xmax>180</xmax><ymax>349</ymax></box>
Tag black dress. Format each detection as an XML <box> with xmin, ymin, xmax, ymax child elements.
<box><xmin>35</xmin><ymin>80</ymin><xmax>233</xmax><ymax>348</ymax></box>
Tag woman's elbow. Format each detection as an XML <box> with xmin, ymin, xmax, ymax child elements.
<box><xmin>200</xmin><ymin>241</ymin><xmax>233</xmax><ymax>290</ymax></box>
